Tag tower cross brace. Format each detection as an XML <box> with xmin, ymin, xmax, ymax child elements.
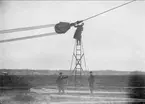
<box><xmin>70</xmin><ymin>23</ymin><xmax>88</xmax><ymax>87</ymax></box>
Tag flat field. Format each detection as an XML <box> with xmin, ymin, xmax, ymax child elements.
<box><xmin>0</xmin><ymin>75</ymin><xmax>142</xmax><ymax>104</ymax></box>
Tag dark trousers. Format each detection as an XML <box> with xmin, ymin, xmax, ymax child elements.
<box><xmin>89</xmin><ymin>83</ymin><xmax>94</xmax><ymax>94</ymax></box>
<box><xmin>57</xmin><ymin>84</ymin><xmax>64</xmax><ymax>94</ymax></box>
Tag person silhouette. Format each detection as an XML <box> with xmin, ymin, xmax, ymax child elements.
<box><xmin>88</xmin><ymin>71</ymin><xmax>95</xmax><ymax>94</ymax></box>
<box><xmin>56</xmin><ymin>72</ymin><xmax>68</xmax><ymax>94</ymax></box>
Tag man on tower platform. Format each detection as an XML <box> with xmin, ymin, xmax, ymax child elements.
<box><xmin>73</xmin><ymin>23</ymin><xmax>84</xmax><ymax>45</ymax></box>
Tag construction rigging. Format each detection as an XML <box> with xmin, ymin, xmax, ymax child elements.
<box><xmin>0</xmin><ymin>0</ymin><xmax>139</xmax><ymax>87</ymax></box>
<box><xmin>0</xmin><ymin>0</ymin><xmax>137</xmax><ymax>43</ymax></box>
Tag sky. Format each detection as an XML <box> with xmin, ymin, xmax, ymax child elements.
<box><xmin>0</xmin><ymin>0</ymin><xmax>145</xmax><ymax>71</ymax></box>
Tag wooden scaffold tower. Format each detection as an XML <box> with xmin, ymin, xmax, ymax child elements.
<box><xmin>70</xmin><ymin>22</ymin><xmax>88</xmax><ymax>87</ymax></box>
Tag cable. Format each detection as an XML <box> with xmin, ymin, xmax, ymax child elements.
<box><xmin>0</xmin><ymin>0</ymin><xmax>136</xmax><ymax>34</ymax></box>
<box><xmin>0</xmin><ymin>0</ymin><xmax>137</xmax><ymax>35</ymax></box>
<box><xmin>82</xmin><ymin>0</ymin><xmax>137</xmax><ymax>22</ymax></box>
<box><xmin>0</xmin><ymin>24</ymin><xmax>55</xmax><ymax>34</ymax></box>
<box><xmin>0</xmin><ymin>32</ymin><xmax>57</xmax><ymax>43</ymax></box>
<box><xmin>0</xmin><ymin>0</ymin><xmax>137</xmax><ymax>43</ymax></box>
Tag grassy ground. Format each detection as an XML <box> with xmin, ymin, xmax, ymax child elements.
<box><xmin>0</xmin><ymin>74</ymin><xmax>130</xmax><ymax>88</ymax></box>
<box><xmin>1</xmin><ymin>74</ymin><xmax>145</xmax><ymax>104</ymax></box>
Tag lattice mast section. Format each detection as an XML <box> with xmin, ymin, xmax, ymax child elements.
<box><xmin>70</xmin><ymin>23</ymin><xmax>88</xmax><ymax>87</ymax></box>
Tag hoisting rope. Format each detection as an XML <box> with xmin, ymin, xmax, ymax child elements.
<box><xmin>79</xmin><ymin>0</ymin><xmax>137</xmax><ymax>23</ymax></box>
<box><xmin>0</xmin><ymin>0</ymin><xmax>137</xmax><ymax>43</ymax></box>
<box><xmin>0</xmin><ymin>24</ymin><xmax>55</xmax><ymax>34</ymax></box>
<box><xmin>0</xmin><ymin>0</ymin><xmax>136</xmax><ymax>34</ymax></box>
<box><xmin>0</xmin><ymin>32</ymin><xmax>57</xmax><ymax>43</ymax></box>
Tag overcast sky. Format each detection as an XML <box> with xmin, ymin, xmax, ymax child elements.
<box><xmin>0</xmin><ymin>1</ymin><xmax>145</xmax><ymax>71</ymax></box>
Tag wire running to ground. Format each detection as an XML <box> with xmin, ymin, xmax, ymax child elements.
<box><xmin>82</xmin><ymin>0</ymin><xmax>137</xmax><ymax>22</ymax></box>
<box><xmin>0</xmin><ymin>32</ymin><xmax>57</xmax><ymax>43</ymax></box>
<box><xmin>0</xmin><ymin>24</ymin><xmax>55</xmax><ymax>34</ymax></box>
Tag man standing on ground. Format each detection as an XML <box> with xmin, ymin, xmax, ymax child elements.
<box><xmin>88</xmin><ymin>71</ymin><xmax>95</xmax><ymax>94</ymax></box>
<box><xmin>56</xmin><ymin>72</ymin><xmax>68</xmax><ymax>94</ymax></box>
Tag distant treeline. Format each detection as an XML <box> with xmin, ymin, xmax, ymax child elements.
<box><xmin>0</xmin><ymin>69</ymin><xmax>135</xmax><ymax>75</ymax></box>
